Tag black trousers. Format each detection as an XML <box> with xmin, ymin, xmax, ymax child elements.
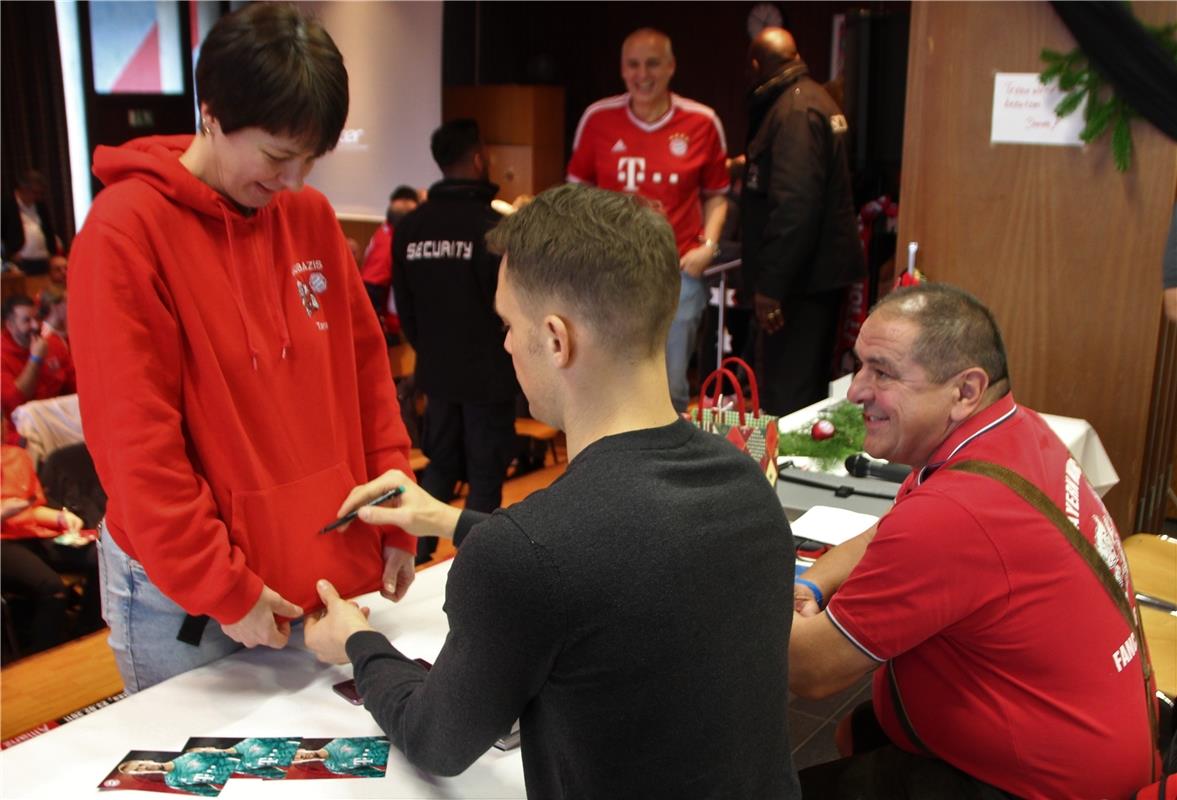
<box><xmin>799</xmin><ymin>701</ymin><xmax>1020</xmax><ymax>800</ymax></box>
<box><xmin>1</xmin><ymin>538</ymin><xmax>100</xmax><ymax>654</ymax></box>
<box><xmin>417</xmin><ymin>397</ymin><xmax>516</xmax><ymax>561</ymax></box>
<box><xmin>756</xmin><ymin>288</ymin><xmax>845</xmax><ymax>416</ymax></box>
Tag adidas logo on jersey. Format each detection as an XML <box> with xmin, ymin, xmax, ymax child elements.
<box><xmin>611</xmin><ymin>139</ymin><xmax>627</xmax><ymax>153</ymax></box>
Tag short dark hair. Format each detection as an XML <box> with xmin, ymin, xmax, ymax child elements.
<box><xmin>486</xmin><ymin>184</ymin><xmax>679</xmax><ymax>358</ymax></box>
<box><xmin>873</xmin><ymin>284</ymin><xmax>1009</xmax><ymax>386</ymax></box>
<box><xmin>2</xmin><ymin>294</ymin><xmax>35</xmax><ymax>323</ymax></box>
<box><xmin>390</xmin><ymin>185</ymin><xmax>418</xmax><ymax>203</ymax></box>
<box><xmin>195</xmin><ymin>3</ymin><xmax>348</xmax><ymax>156</ymax></box>
<box><xmin>430</xmin><ymin>119</ymin><xmax>481</xmax><ymax>170</ymax></box>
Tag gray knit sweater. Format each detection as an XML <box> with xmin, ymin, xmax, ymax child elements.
<box><xmin>346</xmin><ymin>419</ymin><xmax>801</xmax><ymax>799</ymax></box>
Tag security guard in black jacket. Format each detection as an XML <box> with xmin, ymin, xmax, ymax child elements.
<box><xmin>392</xmin><ymin>119</ymin><xmax>519</xmax><ymax>562</ymax></box>
<box><xmin>742</xmin><ymin>28</ymin><xmax>864</xmax><ymax>416</ymax></box>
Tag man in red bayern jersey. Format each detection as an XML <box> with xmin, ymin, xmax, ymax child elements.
<box><xmin>790</xmin><ymin>284</ymin><xmax>1156</xmax><ymax>799</ymax></box>
<box><xmin>567</xmin><ymin>28</ymin><xmax>728</xmax><ymax>412</ymax></box>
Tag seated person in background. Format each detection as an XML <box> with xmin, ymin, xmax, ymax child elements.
<box><xmin>790</xmin><ymin>284</ymin><xmax>1157</xmax><ymax>799</ymax></box>
<box><xmin>39</xmin><ymin>290</ymin><xmax>70</xmax><ymax>352</ymax></box>
<box><xmin>34</xmin><ymin>254</ymin><xmax>69</xmax><ymax>308</ymax></box>
<box><xmin>1</xmin><ymin>419</ymin><xmax>100</xmax><ymax>655</ymax></box>
<box><xmin>1</xmin><ymin>293</ymin><xmax>75</xmax><ymax>431</ymax></box>
<box><xmin>361</xmin><ymin>184</ymin><xmax>419</xmax><ymax>339</ymax></box>
<box><xmin>1</xmin><ymin>169</ymin><xmax>62</xmax><ymax>276</ymax></box>
<box><xmin>305</xmin><ymin>184</ymin><xmax>802</xmax><ymax>798</ymax></box>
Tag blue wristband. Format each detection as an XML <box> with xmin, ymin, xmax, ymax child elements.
<box><xmin>28</xmin><ymin>354</ymin><xmax>42</xmax><ymax>364</ymax></box>
<box><xmin>795</xmin><ymin>578</ymin><xmax>825</xmax><ymax>609</ymax></box>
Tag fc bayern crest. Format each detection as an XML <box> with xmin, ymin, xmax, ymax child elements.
<box><xmin>296</xmin><ymin>279</ymin><xmax>320</xmax><ymax>317</ymax></box>
<box><xmin>309</xmin><ymin>272</ymin><xmax>328</xmax><ymax>294</ymax></box>
<box><xmin>669</xmin><ymin>133</ymin><xmax>689</xmax><ymax>157</ymax></box>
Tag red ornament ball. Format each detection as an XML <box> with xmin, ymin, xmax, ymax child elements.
<box><xmin>811</xmin><ymin>419</ymin><xmax>836</xmax><ymax>440</ymax></box>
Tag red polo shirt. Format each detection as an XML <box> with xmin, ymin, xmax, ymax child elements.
<box><xmin>826</xmin><ymin>394</ymin><xmax>1155</xmax><ymax>800</ymax></box>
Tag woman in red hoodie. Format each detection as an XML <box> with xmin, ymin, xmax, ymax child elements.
<box><xmin>68</xmin><ymin>3</ymin><xmax>417</xmax><ymax>692</ymax></box>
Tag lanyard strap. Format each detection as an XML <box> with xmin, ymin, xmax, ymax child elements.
<box><xmin>947</xmin><ymin>459</ymin><xmax>1157</xmax><ymax>781</ymax></box>
<box><xmin>886</xmin><ymin>659</ymin><xmax>934</xmax><ymax>757</ymax></box>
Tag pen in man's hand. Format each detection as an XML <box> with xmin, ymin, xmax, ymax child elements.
<box><xmin>319</xmin><ymin>486</ymin><xmax>405</xmax><ymax>534</ymax></box>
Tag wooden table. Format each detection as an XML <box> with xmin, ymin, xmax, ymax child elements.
<box><xmin>0</xmin><ymin>630</ymin><xmax>123</xmax><ymax>742</ymax></box>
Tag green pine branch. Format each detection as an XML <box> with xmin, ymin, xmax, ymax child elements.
<box><xmin>1038</xmin><ymin>15</ymin><xmax>1176</xmax><ymax>173</ymax></box>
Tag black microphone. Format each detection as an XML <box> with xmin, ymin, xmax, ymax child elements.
<box><xmin>844</xmin><ymin>453</ymin><xmax>912</xmax><ymax>484</ymax></box>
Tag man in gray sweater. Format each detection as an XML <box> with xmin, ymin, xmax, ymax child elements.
<box><xmin>306</xmin><ymin>184</ymin><xmax>800</xmax><ymax>799</ymax></box>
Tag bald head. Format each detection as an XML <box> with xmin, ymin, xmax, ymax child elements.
<box><xmin>748</xmin><ymin>27</ymin><xmax>799</xmax><ymax>86</ymax></box>
<box><xmin>622</xmin><ymin>28</ymin><xmax>673</xmax><ymax>60</ymax></box>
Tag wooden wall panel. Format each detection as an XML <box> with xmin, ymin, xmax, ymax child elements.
<box><xmin>443</xmin><ymin>85</ymin><xmax>565</xmax><ymax>199</ymax></box>
<box><xmin>898</xmin><ymin>1</ymin><xmax>1177</xmax><ymax>531</ymax></box>
<box><xmin>338</xmin><ymin>218</ymin><xmax>381</xmax><ymax>262</ymax></box>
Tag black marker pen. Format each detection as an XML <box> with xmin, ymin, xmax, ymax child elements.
<box><xmin>319</xmin><ymin>486</ymin><xmax>405</xmax><ymax>534</ymax></box>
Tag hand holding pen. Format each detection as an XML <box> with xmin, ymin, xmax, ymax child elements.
<box><xmin>329</xmin><ymin>470</ymin><xmax>462</xmax><ymax>541</ymax></box>
<box><xmin>320</xmin><ymin>486</ymin><xmax>406</xmax><ymax>533</ymax></box>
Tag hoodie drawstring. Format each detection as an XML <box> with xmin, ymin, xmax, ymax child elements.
<box><xmin>219</xmin><ymin>207</ymin><xmax>263</xmax><ymax>370</ymax></box>
<box><xmin>268</xmin><ymin>210</ymin><xmax>293</xmax><ymax>360</ymax></box>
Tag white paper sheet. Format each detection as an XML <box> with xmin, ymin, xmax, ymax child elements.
<box><xmin>790</xmin><ymin>505</ymin><xmax>880</xmax><ymax>547</ymax></box>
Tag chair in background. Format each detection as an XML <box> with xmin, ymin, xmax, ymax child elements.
<box><xmin>514</xmin><ymin>417</ymin><xmax>564</xmax><ymax>467</ymax></box>
<box><xmin>10</xmin><ymin>394</ymin><xmax>84</xmax><ymax>470</ymax></box>
<box><xmin>1</xmin><ymin>269</ymin><xmax>27</xmax><ymax>305</ymax></box>
<box><xmin>38</xmin><ymin>442</ymin><xmax>106</xmax><ymax>529</ymax></box>
<box><xmin>1124</xmin><ymin>533</ymin><xmax>1177</xmax><ymax>701</ymax></box>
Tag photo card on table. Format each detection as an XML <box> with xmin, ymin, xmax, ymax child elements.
<box><xmin>181</xmin><ymin>736</ymin><xmax>302</xmax><ymax>780</ymax></box>
<box><xmin>99</xmin><ymin>749</ymin><xmax>233</xmax><ymax>796</ymax></box>
<box><xmin>285</xmin><ymin>736</ymin><xmax>391</xmax><ymax>780</ymax></box>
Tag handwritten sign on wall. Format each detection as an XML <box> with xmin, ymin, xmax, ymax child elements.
<box><xmin>991</xmin><ymin>72</ymin><xmax>1085</xmax><ymax>146</ymax></box>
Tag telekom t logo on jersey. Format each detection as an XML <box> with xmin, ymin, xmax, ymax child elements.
<box><xmin>616</xmin><ymin>157</ymin><xmax>679</xmax><ymax>191</ymax></box>
<box><xmin>617</xmin><ymin>157</ymin><xmax>646</xmax><ymax>190</ymax></box>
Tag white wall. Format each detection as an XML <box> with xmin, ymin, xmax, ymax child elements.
<box><xmin>299</xmin><ymin>0</ymin><xmax>444</xmax><ymax>220</ymax></box>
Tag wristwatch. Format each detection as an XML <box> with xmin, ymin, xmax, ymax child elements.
<box><xmin>699</xmin><ymin>237</ymin><xmax>721</xmax><ymax>260</ymax></box>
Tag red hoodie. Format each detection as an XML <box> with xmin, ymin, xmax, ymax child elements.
<box><xmin>69</xmin><ymin>135</ymin><xmax>415</xmax><ymax>625</ymax></box>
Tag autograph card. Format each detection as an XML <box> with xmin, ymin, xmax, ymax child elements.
<box><xmin>98</xmin><ymin>749</ymin><xmax>231</xmax><ymax>796</ymax></box>
<box><xmin>181</xmin><ymin>737</ymin><xmax>301</xmax><ymax>780</ymax></box>
<box><xmin>285</xmin><ymin>736</ymin><xmax>390</xmax><ymax>780</ymax></box>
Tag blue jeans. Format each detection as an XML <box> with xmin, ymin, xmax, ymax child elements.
<box><xmin>666</xmin><ymin>274</ymin><xmax>709</xmax><ymax>412</ymax></box>
<box><xmin>98</xmin><ymin>523</ymin><xmax>241</xmax><ymax>693</ymax></box>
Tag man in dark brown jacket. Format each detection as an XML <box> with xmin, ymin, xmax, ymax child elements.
<box><xmin>742</xmin><ymin>28</ymin><xmax>864</xmax><ymax>415</ymax></box>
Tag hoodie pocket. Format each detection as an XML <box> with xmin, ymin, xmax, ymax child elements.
<box><xmin>229</xmin><ymin>462</ymin><xmax>384</xmax><ymax>613</ymax></box>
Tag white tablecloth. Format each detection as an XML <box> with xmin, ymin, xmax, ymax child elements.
<box><xmin>0</xmin><ymin>561</ymin><xmax>528</xmax><ymax>799</ymax></box>
<box><xmin>777</xmin><ymin>375</ymin><xmax>1119</xmax><ymax>496</ymax></box>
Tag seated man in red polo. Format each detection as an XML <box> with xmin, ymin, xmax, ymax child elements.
<box><xmin>790</xmin><ymin>284</ymin><xmax>1156</xmax><ymax>800</ymax></box>
<box><xmin>2</xmin><ymin>293</ymin><xmax>75</xmax><ymax>435</ymax></box>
